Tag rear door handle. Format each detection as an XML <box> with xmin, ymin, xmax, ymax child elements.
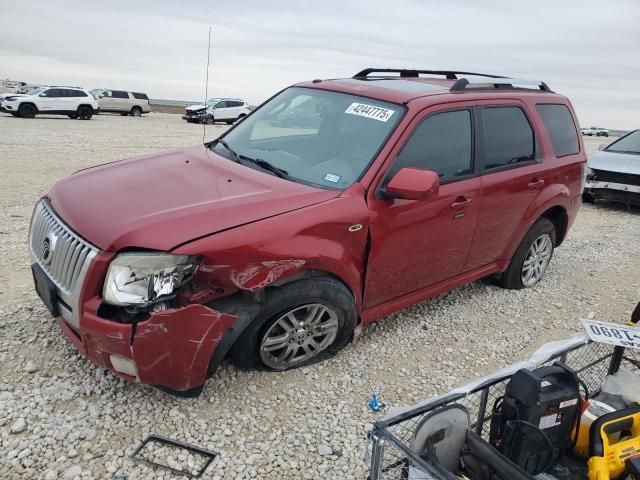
<box><xmin>528</xmin><ymin>178</ymin><xmax>545</xmax><ymax>189</ymax></box>
<box><xmin>450</xmin><ymin>196</ymin><xmax>472</xmax><ymax>209</ymax></box>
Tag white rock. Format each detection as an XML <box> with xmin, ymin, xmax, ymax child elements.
<box><xmin>25</xmin><ymin>361</ymin><xmax>39</xmax><ymax>373</ymax></box>
<box><xmin>63</xmin><ymin>465</ymin><xmax>82</xmax><ymax>478</ymax></box>
<box><xmin>44</xmin><ymin>470</ymin><xmax>58</xmax><ymax>480</ymax></box>
<box><xmin>318</xmin><ymin>445</ymin><xmax>332</xmax><ymax>456</ymax></box>
<box><xmin>10</xmin><ymin>418</ymin><xmax>26</xmax><ymax>433</ymax></box>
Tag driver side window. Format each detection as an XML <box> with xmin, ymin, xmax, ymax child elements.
<box><xmin>388</xmin><ymin>109</ymin><xmax>472</xmax><ymax>183</ymax></box>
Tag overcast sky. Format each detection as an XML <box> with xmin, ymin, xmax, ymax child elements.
<box><xmin>1</xmin><ymin>0</ymin><xmax>638</xmax><ymax>129</ymax></box>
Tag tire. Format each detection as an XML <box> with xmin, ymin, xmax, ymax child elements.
<box><xmin>582</xmin><ymin>192</ymin><xmax>595</xmax><ymax>204</ymax></box>
<box><xmin>68</xmin><ymin>114</ymin><xmax>77</xmax><ymax>119</ymax></box>
<box><xmin>229</xmin><ymin>277</ymin><xmax>357</xmax><ymax>371</ymax></box>
<box><xmin>18</xmin><ymin>104</ymin><xmax>37</xmax><ymax>118</ymax></box>
<box><xmin>77</xmin><ymin>106</ymin><xmax>92</xmax><ymax>120</ymax></box>
<box><xmin>130</xmin><ymin>106</ymin><xmax>142</xmax><ymax>117</ymax></box>
<box><xmin>497</xmin><ymin>218</ymin><xmax>556</xmax><ymax>290</ymax></box>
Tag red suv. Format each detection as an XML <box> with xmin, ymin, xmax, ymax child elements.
<box><xmin>29</xmin><ymin>69</ymin><xmax>585</xmax><ymax>395</ymax></box>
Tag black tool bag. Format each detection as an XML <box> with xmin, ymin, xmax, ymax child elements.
<box><xmin>461</xmin><ymin>430</ymin><xmax>534</xmax><ymax>480</ymax></box>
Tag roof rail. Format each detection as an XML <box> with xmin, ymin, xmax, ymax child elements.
<box><xmin>353</xmin><ymin>68</ymin><xmax>506</xmax><ymax>80</ymax></box>
<box><xmin>450</xmin><ymin>77</ymin><xmax>552</xmax><ymax>92</ymax></box>
<box><xmin>352</xmin><ymin>68</ymin><xmax>552</xmax><ymax>93</ymax></box>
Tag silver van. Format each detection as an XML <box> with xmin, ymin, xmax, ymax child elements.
<box><xmin>91</xmin><ymin>89</ymin><xmax>151</xmax><ymax>116</ymax></box>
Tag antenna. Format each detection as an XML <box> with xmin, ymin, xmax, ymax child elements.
<box><xmin>203</xmin><ymin>27</ymin><xmax>212</xmax><ymax>144</ymax></box>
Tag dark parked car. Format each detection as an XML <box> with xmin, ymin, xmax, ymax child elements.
<box><xmin>29</xmin><ymin>68</ymin><xmax>585</xmax><ymax>395</ymax></box>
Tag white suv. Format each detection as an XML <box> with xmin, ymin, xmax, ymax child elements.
<box><xmin>183</xmin><ymin>98</ymin><xmax>251</xmax><ymax>124</ymax></box>
<box><xmin>91</xmin><ymin>89</ymin><xmax>151</xmax><ymax>116</ymax></box>
<box><xmin>1</xmin><ymin>87</ymin><xmax>100</xmax><ymax>120</ymax></box>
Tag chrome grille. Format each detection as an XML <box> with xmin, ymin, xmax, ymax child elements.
<box><xmin>29</xmin><ymin>201</ymin><xmax>97</xmax><ymax>294</ymax></box>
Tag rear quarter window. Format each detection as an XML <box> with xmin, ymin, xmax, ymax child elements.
<box><xmin>132</xmin><ymin>92</ymin><xmax>148</xmax><ymax>100</ymax></box>
<box><xmin>535</xmin><ymin>104</ymin><xmax>579</xmax><ymax>157</ymax></box>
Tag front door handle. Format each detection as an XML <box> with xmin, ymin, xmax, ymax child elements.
<box><xmin>528</xmin><ymin>178</ymin><xmax>545</xmax><ymax>189</ymax></box>
<box><xmin>450</xmin><ymin>196</ymin><xmax>472</xmax><ymax>209</ymax></box>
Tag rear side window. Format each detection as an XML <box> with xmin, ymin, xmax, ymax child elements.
<box><xmin>44</xmin><ymin>89</ymin><xmax>62</xmax><ymax>97</ymax></box>
<box><xmin>536</xmin><ymin>104</ymin><xmax>579</xmax><ymax>157</ymax></box>
<box><xmin>215</xmin><ymin>101</ymin><xmax>229</xmax><ymax>108</ymax></box>
<box><xmin>111</xmin><ymin>91</ymin><xmax>129</xmax><ymax>99</ymax></box>
<box><xmin>65</xmin><ymin>89</ymin><xmax>87</xmax><ymax>97</ymax></box>
<box><xmin>229</xmin><ymin>100</ymin><xmax>243</xmax><ymax>107</ymax></box>
<box><xmin>388</xmin><ymin>109</ymin><xmax>473</xmax><ymax>182</ymax></box>
<box><xmin>482</xmin><ymin>106</ymin><xmax>535</xmax><ymax>170</ymax></box>
<box><xmin>132</xmin><ymin>92</ymin><xmax>148</xmax><ymax>100</ymax></box>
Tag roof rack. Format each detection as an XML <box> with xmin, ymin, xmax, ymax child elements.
<box><xmin>352</xmin><ymin>68</ymin><xmax>552</xmax><ymax>92</ymax></box>
<box><xmin>450</xmin><ymin>77</ymin><xmax>552</xmax><ymax>92</ymax></box>
<box><xmin>353</xmin><ymin>68</ymin><xmax>505</xmax><ymax>80</ymax></box>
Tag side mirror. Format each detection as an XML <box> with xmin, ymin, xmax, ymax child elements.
<box><xmin>98</xmin><ymin>93</ymin><xmax>104</xmax><ymax>98</ymax></box>
<box><xmin>38</xmin><ymin>93</ymin><xmax>47</xmax><ymax>97</ymax></box>
<box><xmin>598</xmin><ymin>143</ymin><xmax>607</xmax><ymax>150</ymax></box>
<box><xmin>383</xmin><ymin>167</ymin><xmax>440</xmax><ymax>201</ymax></box>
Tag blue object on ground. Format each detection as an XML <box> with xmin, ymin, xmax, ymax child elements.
<box><xmin>368</xmin><ymin>393</ymin><xmax>386</xmax><ymax>412</ymax></box>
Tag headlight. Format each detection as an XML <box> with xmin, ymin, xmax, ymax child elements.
<box><xmin>585</xmin><ymin>166</ymin><xmax>594</xmax><ymax>178</ymax></box>
<box><xmin>103</xmin><ymin>253</ymin><xmax>200</xmax><ymax>307</ymax></box>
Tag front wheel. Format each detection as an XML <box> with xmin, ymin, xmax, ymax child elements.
<box><xmin>229</xmin><ymin>277</ymin><xmax>357</xmax><ymax>371</ymax></box>
<box><xmin>497</xmin><ymin>218</ymin><xmax>556</xmax><ymax>289</ymax></box>
<box><xmin>18</xmin><ymin>104</ymin><xmax>37</xmax><ymax>118</ymax></box>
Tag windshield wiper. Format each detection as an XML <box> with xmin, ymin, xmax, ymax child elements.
<box><xmin>238</xmin><ymin>155</ymin><xmax>290</xmax><ymax>179</ymax></box>
<box><xmin>211</xmin><ymin>139</ymin><xmax>290</xmax><ymax>179</ymax></box>
<box><xmin>213</xmin><ymin>138</ymin><xmax>240</xmax><ymax>163</ymax></box>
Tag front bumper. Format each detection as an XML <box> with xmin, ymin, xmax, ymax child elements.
<box><xmin>56</xmin><ymin>298</ymin><xmax>237</xmax><ymax>392</ymax></box>
<box><xmin>584</xmin><ymin>180</ymin><xmax>640</xmax><ymax>205</ymax></box>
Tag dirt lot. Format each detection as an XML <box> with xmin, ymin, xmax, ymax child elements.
<box><xmin>0</xmin><ymin>113</ymin><xmax>638</xmax><ymax>479</ymax></box>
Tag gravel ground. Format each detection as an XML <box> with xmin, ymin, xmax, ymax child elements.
<box><xmin>1</xmin><ymin>113</ymin><xmax>638</xmax><ymax>480</ymax></box>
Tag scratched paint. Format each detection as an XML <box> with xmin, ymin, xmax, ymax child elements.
<box><xmin>230</xmin><ymin>259</ymin><xmax>306</xmax><ymax>291</ymax></box>
<box><xmin>130</xmin><ymin>304</ymin><xmax>237</xmax><ymax>390</ymax></box>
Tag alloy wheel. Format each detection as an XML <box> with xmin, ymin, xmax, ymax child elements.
<box><xmin>259</xmin><ymin>303</ymin><xmax>339</xmax><ymax>370</ymax></box>
<box><xmin>521</xmin><ymin>233</ymin><xmax>552</xmax><ymax>287</ymax></box>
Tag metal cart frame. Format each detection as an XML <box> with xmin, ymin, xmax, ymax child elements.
<box><xmin>368</xmin><ymin>335</ymin><xmax>640</xmax><ymax>480</ymax></box>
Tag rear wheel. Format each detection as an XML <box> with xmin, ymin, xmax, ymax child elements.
<box><xmin>18</xmin><ymin>104</ymin><xmax>37</xmax><ymax>118</ymax></box>
<box><xmin>230</xmin><ymin>277</ymin><xmax>357</xmax><ymax>371</ymax></box>
<box><xmin>77</xmin><ymin>106</ymin><xmax>92</xmax><ymax>120</ymax></box>
<box><xmin>497</xmin><ymin>218</ymin><xmax>556</xmax><ymax>290</ymax></box>
<box><xmin>130</xmin><ymin>106</ymin><xmax>142</xmax><ymax>117</ymax></box>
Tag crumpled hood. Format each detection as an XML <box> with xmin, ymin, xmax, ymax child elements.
<box><xmin>588</xmin><ymin>150</ymin><xmax>640</xmax><ymax>175</ymax></box>
<box><xmin>186</xmin><ymin>104</ymin><xmax>207</xmax><ymax>112</ymax></box>
<box><xmin>49</xmin><ymin>145</ymin><xmax>339</xmax><ymax>251</ymax></box>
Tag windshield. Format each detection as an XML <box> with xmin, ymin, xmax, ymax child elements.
<box><xmin>605</xmin><ymin>130</ymin><xmax>640</xmax><ymax>155</ymax></box>
<box><xmin>212</xmin><ymin>87</ymin><xmax>403</xmax><ymax>189</ymax></box>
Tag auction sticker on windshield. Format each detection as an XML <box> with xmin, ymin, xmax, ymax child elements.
<box><xmin>582</xmin><ymin>319</ymin><xmax>640</xmax><ymax>349</ymax></box>
<box><xmin>345</xmin><ymin>103</ymin><xmax>395</xmax><ymax>122</ymax></box>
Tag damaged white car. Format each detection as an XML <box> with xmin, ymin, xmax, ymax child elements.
<box><xmin>583</xmin><ymin>129</ymin><xmax>640</xmax><ymax>206</ymax></box>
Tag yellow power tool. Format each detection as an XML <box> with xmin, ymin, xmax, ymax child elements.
<box><xmin>588</xmin><ymin>406</ymin><xmax>640</xmax><ymax>480</ymax></box>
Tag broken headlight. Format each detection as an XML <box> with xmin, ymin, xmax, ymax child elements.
<box><xmin>103</xmin><ymin>253</ymin><xmax>200</xmax><ymax>307</ymax></box>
